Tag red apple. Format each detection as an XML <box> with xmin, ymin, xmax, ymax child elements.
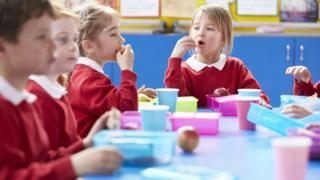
<box><xmin>213</xmin><ymin>87</ymin><xmax>229</xmax><ymax>97</ymax></box>
<box><xmin>177</xmin><ymin>126</ymin><xmax>199</xmax><ymax>153</ymax></box>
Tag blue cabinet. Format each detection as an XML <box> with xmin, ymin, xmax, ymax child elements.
<box><xmin>232</xmin><ymin>35</ymin><xmax>320</xmax><ymax>106</ymax></box>
<box><xmin>295</xmin><ymin>37</ymin><xmax>320</xmax><ymax>82</ymax></box>
<box><xmin>103</xmin><ymin>34</ymin><xmax>320</xmax><ymax>106</ymax></box>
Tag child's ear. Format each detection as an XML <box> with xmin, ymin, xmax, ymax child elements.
<box><xmin>82</xmin><ymin>40</ymin><xmax>95</xmax><ymax>54</ymax></box>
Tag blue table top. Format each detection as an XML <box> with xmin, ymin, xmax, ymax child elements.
<box><xmin>85</xmin><ymin>116</ymin><xmax>320</xmax><ymax>180</ymax></box>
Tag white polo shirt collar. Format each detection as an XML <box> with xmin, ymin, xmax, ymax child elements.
<box><xmin>77</xmin><ymin>57</ymin><xmax>105</xmax><ymax>75</ymax></box>
<box><xmin>0</xmin><ymin>76</ymin><xmax>36</xmax><ymax>105</ymax></box>
<box><xmin>186</xmin><ymin>54</ymin><xmax>227</xmax><ymax>72</ymax></box>
<box><xmin>29</xmin><ymin>75</ymin><xmax>67</xmax><ymax>99</ymax></box>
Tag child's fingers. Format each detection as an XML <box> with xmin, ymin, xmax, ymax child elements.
<box><xmin>178</xmin><ymin>36</ymin><xmax>196</xmax><ymax>46</ymax></box>
<box><xmin>120</xmin><ymin>44</ymin><xmax>133</xmax><ymax>55</ymax></box>
<box><xmin>138</xmin><ymin>85</ymin><xmax>146</xmax><ymax>92</ymax></box>
<box><xmin>107</xmin><ymin>107</ymin><xmax>121</xmax><ymax>130</ymax></box>
<box><xmin>292</xmin><ymin>66</ymin><xmax>303</xmax><ymax>75</ymax></box>
<box><xmin>285</xmin><ymin>66</ymin><xmax>294</xmax><ymax>74</ymax></box>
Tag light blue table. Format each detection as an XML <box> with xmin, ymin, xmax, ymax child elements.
<box><xmin>85</xmin><ymin>116</ymin><xmax>320</xmax><ymax>180</ymax></box>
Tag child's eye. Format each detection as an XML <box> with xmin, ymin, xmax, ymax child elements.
<box><xmin>55</xmin><ymin>36</ymin><xmax>68</xmax><ymax>45</ymax></box>
<box><xmin>37</xmin><ymin>34</ymin><xmax>48</xmax><ymax>40</ymax></box>
<box><xmin>207</xmin><ymin>27</ymin><xmax>215</xmax><ymax>31</ymax></box>
<box><xmin>193</xmin><ymin>26</ymin><xmax>199</xmax><ymax>30</ymax></box>
<box><xmin>73</xmin><ymin>36</ymin><xmax>78</xmax><ymax>43</ymax></box>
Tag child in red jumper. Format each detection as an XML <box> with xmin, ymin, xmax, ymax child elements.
<box><xmin>68</xmin><ymin>4</ymin><xmax>138</xmax><ymax>137</ymax></box>
<box><xmin>26</xmin><ymin>4</ymin><xmax>119</xmax><ymax>155</ymax></box>
<box><xmin>0</xmin><ymin>1</ymin><xmax>122</xmax><ymax>179</ymax></box>
<box><xmin>164</xmin><ymin>4</ymin><xmax>269</xmax><ymax>107</ymax></box>
<box><xmin>285</xmin><ymin>65</ymin><xmax>320</xmax><ymax>97</ymax></box>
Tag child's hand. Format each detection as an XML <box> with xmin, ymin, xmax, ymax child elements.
<box><xmin>285</xmin><ymin>66</ymin><xmax>311</xmax><ymax>83</ymax></box>
<box><xmin>281</xmin><ymin>104</ymin><xmax>313</xmax><ymax>119</ymax></box>
<box><xmin>107</xmin><ymin>107</ymin><xmax>121</xmax><ymax>130</ymax></box>
<box><xmin>258</xmin><ymin>99</ymin><xmax>272</xmax><ymax>109</ymax></box>
<box><xmin>116</xmin><ymin>44</ymin><xmax>134</xmax><ymax>71</ymax></box>
<box><xmin>171</xmin><ymin>36</ymin><xmax>196</xmax><ymax>58</ymax></box>
<box><xmin>138</xmin><ymin>85</ymin><xmax>157</xmax><ymax>98</ymax></box>
<box><xmin>71</xmin><ymin>147</ymin><xmax>123</xmax><ymax>176</ymax></box>
<box><xmin>212</xmin><ymin>87</ymin><xmax>229</xmax><ymax>97</ymax></box>
<box><xmin>83</xmin><ymin>108</ymin><xmax>121</xmax><ymax>148</ymax></box>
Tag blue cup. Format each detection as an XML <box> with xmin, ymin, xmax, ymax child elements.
<box><xmin>140</xmin><ymin>105</ymin><xmax>169</xmax><ymax>131</ymax></box>
<box><xmin>156</xmin><ymin>88</ymin><xmax>179</xmax><ymax>112</ymax></box>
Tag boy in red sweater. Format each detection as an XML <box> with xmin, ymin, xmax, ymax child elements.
<box><xmin>68</xmin><ymin>5</ymin><xmax>138</xmax><ymax>137</ymax></box>
<box><xmin>164</xmin><ymin>4</ymin><xmax>269</xmax><ymax>107</ymax></box>
<box><xmin>0</xmin><ymin>1</ymin><xmax>122</xmax><ymax>179</ymax></box>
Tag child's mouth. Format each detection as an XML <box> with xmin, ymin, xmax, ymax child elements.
<box><xmin>197</xmin><ymin>40</ymin><xmax>205</xmax><ymax>46</ymax></box>
<box><xmin>67</xmin><ymin>57</ymin><xmax>77</xmax><ymax>62</ymax></box>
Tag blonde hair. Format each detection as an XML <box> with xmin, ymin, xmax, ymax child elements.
<box><xmin>78</xmin><ymin>4</ymin><xmax>119</xmax><ymax>56</ymax></box>
<box><xmin>52</xmin><ymin>3</ymin><xmax>79</xmax><ymax>22</ymax></box>
<box><xmin>191</xmin><ymin>4</ymin><xmax>233</xmax><ymax>55</ymax></box>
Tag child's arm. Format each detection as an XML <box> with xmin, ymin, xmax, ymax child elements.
<box><xmin>171</xmin><ymin>36</ymin><xmax>196</xmax><ymax>58</ymax></box>
<box><xmin>0</xmin><ymin>147</ymin><xmax>122</xmax><ymax>179</ymax></box>
<box><xmin>71</xmin><ymin>147</ymin><xmax>123</xmax><ymax>176</ymax></box>
<box><xmin>293</xmin><ymin>79</ymin><xmax>318</xmax><ymax>97</ymax></box>
<box><xmin>281</xmin><ymin>104</ymin><xmax>313</xmax><ymax>119</ymax></box>
<box><xmin>46</xmin><ymin>109</ymin><xmax>121</xmax><ymax>160</ymax></box>
<box><xmin>83</xmin><ymin>108</ymin><xmax>121</xmax><ymax>148</ymax></box>
<box><xmin>286</xmin><ymin>66</ymin><xmax>311</xmax><ymax>83</ymax></box>
<box><xmin>164</xmin><ymin>36</ymin><xmax>196</xmax><ymax>96</ymax></box>
<box><xmin>285</xmin><ymin>66</ymin><xmax>318</xmax><ymax>96</ymax></box>
<box><xmin>79</xmin><ymin>70</ymin><xmax>137</xmax><ymax>114</ymax></box>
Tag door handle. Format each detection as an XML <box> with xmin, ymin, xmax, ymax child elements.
<box><xmin>299</xmin><ymin>45</ymin><xmax>304</xmax><ymax>61</ymax></box>
<box><xmin>286</xmin><ymin>44</ymin><xmax>290</xmax><ymax>61</ymax></box>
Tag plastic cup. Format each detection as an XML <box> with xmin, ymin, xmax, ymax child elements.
<box><xmin>140</xmin><ymin>105</ymin><xmax>169</xmax><ymax>131</ymax></box>
<box><xmin>272</xmin><ymin>137</ymin><xmax>312</xmax><ymax>180</ymax></box>
<box><xmin>236</xmin><ymin>97</ymin><xmax>259</xmax><ymax>131</ymax></box>
<box><xmin>156</xmin><ymin>88</ymin><xmax>179</xmax><ymax>112</ymax></box>
<box><xmin>238</xmin><ymin>88</ymin><xmax>261</xmax><ymax>97</ymax></box>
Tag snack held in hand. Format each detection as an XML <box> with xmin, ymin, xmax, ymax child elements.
<box><xmin>213</xmin><ymin>87</ymin><xmax>229</xmax><ymax>97</ymax></box>
<box><xmin>178</xmin><ymin>126</ymin><xmax>199</xmax><ymax>153</ymax></box>
<box><xmin>138</xmin><ymin>93</ymin><xmax>152</xmax><ymax>102</ymax></box>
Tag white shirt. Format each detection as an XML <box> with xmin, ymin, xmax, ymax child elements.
<box><xmin>0</xmin><ymin>76</ymin><xmax>36</xmax><ymax>105</ymax></box>
<box><xmin>29</xmin><ymin>75</ymin><xmax>67</xmax><ymax>99</ymax></box>
<box><xmin>186</xmin><ymin>54</ymin><xmax>227</xmax><ymax>72</ymax></box>
<box><xmin>77</xmin><ymin>57</ymin><xmax>106</xmax><ymax>75</ymax></box>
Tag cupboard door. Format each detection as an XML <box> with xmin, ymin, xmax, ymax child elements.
<box><xmin>295</xmin><ymin>37</ymin><xmax>320</xmax><ymax>83</ymax></box>
<box><xmin>232</xmin><ymin>36</ymin><xmax>295</xmax><ymax>106</ymax></box>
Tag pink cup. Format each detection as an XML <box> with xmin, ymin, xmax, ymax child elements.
<box><xmin>236</xmin><ymin>98</ymin><xmax>259</xmax><ymax>131</ymax></box>
<box><xmin>272</xmin><ymin>137</ymin><xmax>312</xmax><ymax>180</ymax></box>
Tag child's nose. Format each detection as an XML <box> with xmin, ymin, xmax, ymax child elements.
<box><xmin>198</xmin><ymin>28</ymin><xmax>205</xmax><ymax>36</ymax></box>
<box><xmin>120</xmin><ymin>35</ymin><xmax>125</xmax><ymax>44</ymax></box>
<box><xmin>48</xmin><ymin>38</ymin><xmax>56</xmax><ymax>53</ymax></box>
<box><xmin>69</xmin><ymin>42</ymin><xmax>78</xmax><ymax>52</ymax></box>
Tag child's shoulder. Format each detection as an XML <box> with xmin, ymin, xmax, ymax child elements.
<box><xmin>224</xmin><ymin>56</ymin><xmax>246</xmax><ymax>69</ymax></box>
<box><xmin>226</xmin><ymin>56</ymin><xmax>245</xmax><ymax>65</ymax></box>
